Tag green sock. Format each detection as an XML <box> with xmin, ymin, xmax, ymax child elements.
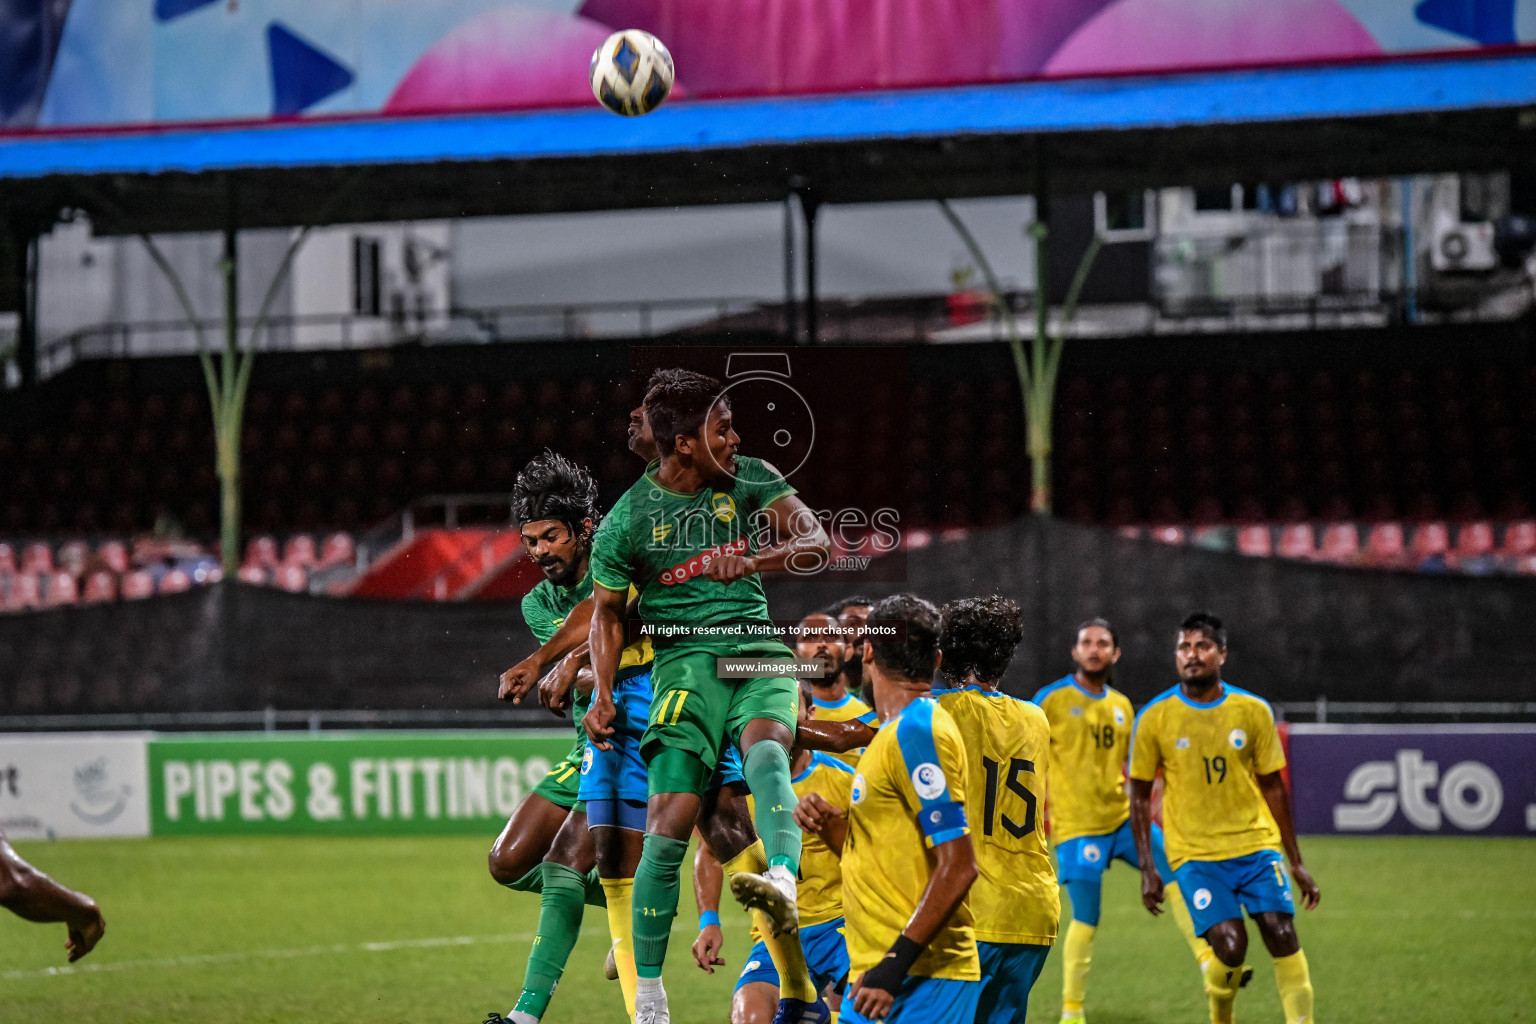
<box><xmin>632</xmin><ymin>833</ymin><xmax>689</xmax><ymax>979</ymax></box>
<box><xmin>502</xmin><ymin>864</ymin><xmax>543</xmax><ymax>895</ymax></box>
<box><xmin>584</xmin><ymin>866</ymin><xmax>607</xmax><ymax>909</ymax></box>
<box><xmin>512</xmin><ymin>863</ymin><xmax>587</xmax><ymax>1019</ymax></box>
<box><xmin>742</xmin><ymin>742</ymin><xmax>801</xmax><ymax>873</ymax></box>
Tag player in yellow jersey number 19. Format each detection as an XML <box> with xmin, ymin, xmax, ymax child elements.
<box><xmin>1130</xmin><ymin>612</ymin><xmax>1321</xmax><ymax>1024</ymax></box>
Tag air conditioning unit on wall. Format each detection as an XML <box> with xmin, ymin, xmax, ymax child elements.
<box><xmin>1431</xmin><ymin>222</ymin><xmax>1497</xmax><ymax>272</ymax></box>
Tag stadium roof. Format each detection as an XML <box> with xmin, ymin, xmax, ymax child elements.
<box><xmin>3</xmin><ymin>51</ymin><xmax>1535</xmax><ymax>235</ymax></box>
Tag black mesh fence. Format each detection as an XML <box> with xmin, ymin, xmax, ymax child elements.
<box><xmin>3</xmin><ymin>515</ymin><xmax>1535</xmax><ymax>717</ymax></box>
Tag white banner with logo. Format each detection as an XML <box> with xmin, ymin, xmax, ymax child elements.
<box><xmin>0</xmin><ymin>733</ymin><xmax>150</xmax><ymax>839</ymax></box>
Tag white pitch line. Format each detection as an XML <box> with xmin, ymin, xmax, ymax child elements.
<box><xmin>3</xmin><ymin>921</ymin><xmax>694</xmax><ymax>982</ymax></box>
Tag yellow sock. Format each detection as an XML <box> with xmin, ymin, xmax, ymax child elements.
<box><xmin>1166</xmin><ymin>881</ymin><xmax>1217</xmax><ymax>968</ymax></box>
<box><xmin>601</xmin><ymin>877</ymin><xmax>639</xmax><ymax>1022</ymax></box>
<box><xmin>828</xmin><ymin>1012</ymin><xmax>839</xmax><ymax>1024</ymax></box>
<box><xmin>722</xmin><ymin>841</ymin><xmax>815</xmax><ymax>1003</ymax></box>
<box><xmin>722</xmin><ymin>840</ymin><xmax>768</xmax><ymax>876</ymax></box>
<box><xmin>1202</xmin><ymin>954</ymin><xmax>1243</xmax><ymax>1024</ymax></box>
<box><xmin>1061</xmin><ymin>920</ymin><xmax>1096</xmax><ymax>1015</ymax></box>
<box><xmin>1273</xmin><ymin>950</ymin><xmax>1314</xmax><ymax>1024</ymax></box>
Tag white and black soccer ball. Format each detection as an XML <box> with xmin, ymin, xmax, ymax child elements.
<box><xmin>590</xmin><ymin>29</ymin><xmax>674</xmax><ymax>117</ymax></box>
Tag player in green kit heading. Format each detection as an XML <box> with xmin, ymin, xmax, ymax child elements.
<box><xmin>585</xmin><ymin>369</ymin><xmax>831</xmax><ymax>1024</ymax></box>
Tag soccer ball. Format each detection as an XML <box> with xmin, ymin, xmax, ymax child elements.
<box><xmin>590</xmin><ymin>30</ymin><xmax>674</xmax><ymax>117</ymax></box>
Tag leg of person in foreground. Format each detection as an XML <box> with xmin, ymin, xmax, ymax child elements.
<box><xmin>591</xmin><ymin>804</ymin><xmax>647</xmax><ymax>1021</ymax></box>
<box><xmin>0</xmin><ymin>831</ymin><xmax>105</xmax><ymax>963</ymax></box>
<box><xmin>493</xmin><ymin>809</ymin><xmax>598</xmax><ymax>1024</ymax></box>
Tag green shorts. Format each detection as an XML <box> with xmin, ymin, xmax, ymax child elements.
<box><xmin>531</xmin><ymin>738</ymin><xmax>586</xmax><ymax>811</ymax></box>
<box><xmin>642</xmin><ymin>640</ymin><xmax>800</xmax><ymax>795</ymax></box>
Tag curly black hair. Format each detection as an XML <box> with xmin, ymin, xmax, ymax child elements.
<box><xmin>644</xmin><ymin>368</ymin><xmax>727</xmax><ymax>458</ymax></box>
<box><xmin>823</xmin><ymin>594</ymin><xmax>875</xmax><ymax>617</ymax></box>
<box><xmin>939</xmin><ymin>595</ymin><xmax>1025</xmax><ymax>685</ymax></box>
<box><xmin>1179</xmin><ymin>610</ymin><xmax>1227</xmax><ymax>650</ymax></box>
<box><xmin>866</xmin><ymin>593</ymin><xmax>943</xmax><ymax>682</ymax></box>
<box><xmin>512</xmin><ymin>450</ymin><xmax>599</xmax><ymax>538</ymax></box>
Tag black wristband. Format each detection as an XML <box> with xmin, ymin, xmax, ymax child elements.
<box><xmin>861</xmin><ymin>935</ymin><xmax>923</xmax><ymax>997</ymax></box>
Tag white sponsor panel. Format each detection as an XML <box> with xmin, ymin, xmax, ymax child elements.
<box><xmin>0</xmin><ymin>733</ymin><xmax>150</xmax><ymax>839</ymax></box>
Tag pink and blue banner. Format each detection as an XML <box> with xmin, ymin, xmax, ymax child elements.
<box><xmin>3</xmin><ymin>0</ymin><xmax>1534</xmax><ymax>131</ymax></box>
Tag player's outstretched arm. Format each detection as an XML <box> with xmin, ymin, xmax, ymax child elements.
<box><xmin>793</xmin><ymin>793</ymin><xmax>848</xmax><ymax>855</ymax></box>
<box><xmin>851</xmin><ymin>833</ymin><xmax>978</xmax><ymax>1021</ymax></box>
<box><xmin>582</xmin><ymin>584</ymin><xmax>628</xmax><ymax>751</ymax></box>
<box><xmin>537</xmin><ymin>642</ymin><xmax>592</xmax><ymax>716</ymax></box>
<box><xmin>1129</xmin><ymin>778</ymin><xmax>1164</xmax><ymax>916</ymax></box>
<box><xmin>1257</xmin><ymin>771</ymin><xmax>1320</xmax><ymax>909</ymax></box>
<box><xmin>499</xmin><ymin>597</ymin><xmax>597</xmax><ymax>703</ymax></box>
<box><xmin>794</xmin><ymin>716</ymin><xmax>876</xmax><ymax>755</ymax></box>
<box><xmin>703</xmin><ymin>493</ymin><xmax>829</xmax><ymax>584</ymax></box>
<box><xmin>690</xmin><ymin>838</ymin><xmax>727</xmax><ymax>973</ymax></box>
<box><xmin>0</xmin><ymin>835</ymin><xmax>105</xmax><ymax>962</ymax></box>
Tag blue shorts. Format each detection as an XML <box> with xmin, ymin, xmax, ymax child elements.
<box><xmin>1173</xmin><ymin>849</ymin><xmax>1295</xmax><ymax>936</ymax></box>
<box><xmin>735</xmin><ymin>917</ymin><xmax>850</xmax><ymax>995</ymax></box>
<box><xmin>1056</xmin><ymin>820</ymin><xmax>1174</xmax><ymax>883</ymax></box>
<box><xmin>578</xmin><ymin>667</ymin><xmax>653</xmax><ymax>808</ymax></box>
<box><xmin>841</xmin><ymin>975</ymin><xmax>982</xmax><ymax>1024</ymax></box>
<box><xmin>712</xmin><ymin>744</ymin><xmax>746</xmax><ymax>789</ymax></box>
<box><xmin>976</xmin><ymin>942</ymin><xmax>1050</xmax><ymax>1024</ymax></box>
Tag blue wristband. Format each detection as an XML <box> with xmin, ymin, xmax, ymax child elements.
<box><xmin>699</xmin><ymin>911</ymin><xmax>721</xmax><ymax>930</ymax></box>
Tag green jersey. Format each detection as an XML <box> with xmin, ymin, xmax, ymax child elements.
<box><xmin>589</xmin><ymin>456</ymin><xmax>796</xmax><ymax>649</ymax></box>
<box><xmin>521</xmin><ymin>569</ymin><xmax>596</xmax><ymax>727</ymax></box>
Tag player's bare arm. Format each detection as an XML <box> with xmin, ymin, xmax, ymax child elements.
<box><xmin>851</xmin><ymin>832</ymin><xmax>979</xmax><ymax>1020</ymax></box>
<box><xmin>690</xmin><ymin>839</ymin><xmax>727</xmax><ymax>973</ymax></box>
<box><xmin>499</xmin><ymin>597</ymin><xmax>596</xmax><ymax>702</ymax></box>
<box><xmin>0</xmin><ymin>834</ymin><xmax>105</xmax><ymax>963</ymax></box>
<box><xmin>537</xmin><ymin>642</ymin><xmax>592</xmax><ymax>715</ymax></box>
<box><xmin>792</xmin><ymin>792</ymin><xmax>848</xmax><ymax>856</ymax></box>
<box><xmin>702</xmin><ymin>492</ymin><xmax>828</xmax><ymax>584</ymax></box>
<box><xmin>1256</xmin><ymin>771</ymin><xmax>1320</xmax><ymax>909</ymax></box>
<box><xmin>1129</xmin><ymin>777</ymin><xmax>1164</xmax><ymax>915</ymax></box>
<box><xmin>582</xmin><ymin>583</ymin><xmax>629</xmax><ymax>750</ymax></box>
<box><xmin>794</xmin><ymin>716</ymin><xmax>876</xmax><ymax>754</ymax></box>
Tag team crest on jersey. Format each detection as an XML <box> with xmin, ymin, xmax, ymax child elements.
<box><xmin>1083</xmin><ymin>843</ymin><xmax>1102</xmax><ymax>863</ymax></box>
<box><xmin>1229</xmin><ymin>728</ymin><xmax>1248</xmax><ymax>749</ymax></box>
<box><xmin>581</xmin><ymin>748</ymin><xmax>594</xmax><ymax>775</ymax></box>
<box><xmin>850</xmin><ymin>773</ymin><xmax>867</xmax><ymax>804</ymax></box>
<box><xmin>1070</xmin><ymin>706</ymin><xmax>1084</xmax><ymax>716</ymax></box>
<box><xmin>1193</xmin><ymin>888</ymin><xmax>1213</xmax><ymax>910</ymax></box>
<box><xmin>911</xmin><ymin>763</ymin><xmax>947</xmax><ymax>800</ymax></box>
<box><xmin>1176</xmin><ymin>737</ymin><xmax>1191</xmax><ymax>749</ymax></box>
<box><xmin>742</xmin><ymin>960</ymin><xmax>761</xmax><ymax>976</ymax></box>
<box><xmin>1113</xmin><ymin>707</ymin><xmax>1127</xmax><ymax>726</ymax></box>
<box><xmin>711</xmin><ymin>492</ymin><xmax>737</xmax><ymax>522</ymax></box>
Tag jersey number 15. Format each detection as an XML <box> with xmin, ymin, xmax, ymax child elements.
<box><xmin>981</xmin><ymin>756</ymin><xmax>1038</xmax><ymax>839</ymax></box>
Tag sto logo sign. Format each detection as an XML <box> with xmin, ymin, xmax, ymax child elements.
<box><xmin>1333</xmin><ymin>749</ymin><xmax>1510</xmax><ymax>832</ymax></box>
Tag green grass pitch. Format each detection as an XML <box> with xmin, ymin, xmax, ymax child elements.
<box><xmin>3</xmin><ymin>836</ymin><xmax>1533</xmax><ymax>1023</ymax></box>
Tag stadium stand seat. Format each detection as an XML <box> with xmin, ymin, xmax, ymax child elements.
<box><xmin>120</xmin><ymin>570</ymin><xmax>154</xmax><ymax>600</ymax></box>
<box><xmin>43</xmin><ymin>571</ymin><xmax>77</xmax><ymax>607</ymax></box>
<box><xmin>1148</xmin><ymin>525</ymin><xmax>1185</xmax><ymax>545</ymax></box>
<box><xmin>273</xmin><ymin>564</ymin><xmax>308</xmax><ymax>593</ymax></box>
<box><xmin>1277</xmin><ymin>524</ymin><xmax>1316</xmax><ymax>560</ymax></box>
<box><xmin>1412</xmin><ymin>521</ymin><xmax>1450</xmax><ymax>557</ymax></box>
<box><xmin>158</xmin><ymin>568</ymin><xmax>192</xmax><ymax>594</ymax></box>
<box><xmin>82</xmin><ymin>571</ymin><xmax>117</xmax><ymax>604</ymax></box>
<box><xmin>98</xmin><ymin>540</ymin><xmax>130</xmax><ymax>574</ymax></box>
<box><xmin>1363</xmin><ymin>522</ymin><xmax>1407</xmax><ymax>568</ymax></box>
<box><xmin>283</xmin><ymin>534</ymin><xmax>317</xmax><ymax>567</ymax></box>
<box><xmin>1236</xmin><ymin>525</ymin><xmax>1273</xmax><ymax>556</ymax></box>
<box><xmin>1318</xmin><ymin>523</ymin><xmax>1359</xmax><ymax>563</ymax></box>
<box><xmin>1501</xmin><ymin>520</ymin><xmax>1536</xmax><ymax>556</ymax></box>
<box><xmin>0</xmin><ymin>543</ymin><xmax>14</xmax><ymax>574</ymax></box>
<box><xmin>21</xmin><ymin>542</ymin><xmax>52</xmax><ymax>575</ymax></box>
<box><xmin>238</xmin><ymin>564</ymin><xmax>268</xmax><ymax>585</ymax></box>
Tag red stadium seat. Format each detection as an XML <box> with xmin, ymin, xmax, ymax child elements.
<box><xmin>245</xmin><ymin>536</ymin><xmax>280</xmax><ymax>568</ymax></box>
<box><xmin>320</xmin><ymin>531</ymin><xmax>355</xmax><ymax>567</ymax></box>
<box><xmin>1318</xmin><ymin>523</ymin><xmax>1359</xmax><ymax>563</ymax></box>
<box><xmin>1235</xmin><ymin>525</ymin><xmax>1272</xmax><ymax>557</ymax></box>
<box><xmin>121</xmin><ymin>570</ymin><xmax>155</xmax><ymax>600</ymax></box>
<box><xmin>159</xmin><ymin>568</ymin><xmax>192</xmax><ymax>594</ymax></box>
<box><xmin>21</xmin><ymin>542</ymin><xmax>53</xmax><ymax>575</ymax></box>
<box><xmin>98</xmin><ymin>540</ymin><xmax>130</xmax><ymax>574</ymax></box>
<box><xmin>81</xmin><ymin>571</ymin><xmax>117</xmax><ymax>604</ymax></box>
<box><xmin>274</xmin><ymin>564</ymin><xmax>308</xmax><ymax>593</ymax></box>
<box><xmin>1411</xmin><ymin>522</ymin><xmax>1450</xmax><ymax>557</ymax></box>
<box><xmin>238</xmin><ymin>564</ymin><xmax>269</xmax><ymax>585</ymax></box>
<box><xmin>1276</xmin><ymin>524</ymin><xmax>1316</xmax><ymax>560</ymax></box>
<box><xmin>1455</xmin><ymin>521</ymin><xmax>1495</xmax><ymax>557</ymax></box>
<box><xmin>3</xmin><ymin>572</ymin><xmax>41</xmax><ymax>611</ymax></box>
<box><xmin>0</xmin><ymin>542</ymin><xmax>14</xmax><ymax>574</ymax></box>
<box><xmin>1364</xmin><ymin>523</ymin><xmax>1407</xmax><ymax>567</ymax></box>
<box><xmin>57</xmin><ymin>540</ymin><xmax>89</xmax><ymax>574</ymax></box>
<box><xmin>1501</xmin><ymin>521</ymin><xmax>1536</xmax><ymax>556</ymax></box>
<box><xmin>1148</xmin><ymin>525</ymin><xmax>1186</xmax><ymax>545</ymax></box>
<box><xmin>282</xmin><ymin>534</ymin><xmax>317</xmax><ymax>567</ymax></box>
<box><xmin>43</xmin><ymin>571</ymin><xmax>78</xmax><ymax>607</ymax></box>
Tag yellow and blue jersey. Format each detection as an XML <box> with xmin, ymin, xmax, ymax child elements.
<box><xmin>1129</xmin><ymin>682</ymin><xmax>1287</xmax><ymax>870</ymax></box>
<box><xmin>747</xmin><ymin>751</ymin><xmax>855</xmax><ymax>930</ymax></box>
<box><xmin>843</xmin><ymin>697</ymin><xmax>979</xmax><ymax>982</ymax></box>
<box><xmin>1032</xmin><ymin>676</ymin><xmax>1135</xmax><ymax>844</ymax></box>
<box><xmin>935</xmin><ymin>685</ymin><xmax>1059</xmax><ymax>946</ymax></box>
<box><xmin>810</xmin><ymin>690</ymin><xmax>877</xmax><ymax>768</ymax></box>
